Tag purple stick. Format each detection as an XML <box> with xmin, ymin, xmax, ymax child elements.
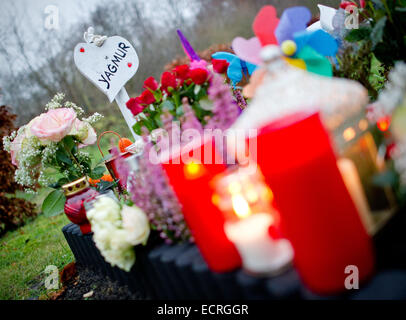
<box><xmin>177</xmin><ymin>29</ymin><xmax>200</xmax><ymax>61</ymax></box>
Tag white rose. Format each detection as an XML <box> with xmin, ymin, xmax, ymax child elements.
<box><xmin>88</xmin><ymin>196</ymin><xmax>121</xmax><ymax>223</ymax></box>
<box><xmin>121</xmin><ymin>205</ymin><xmax>150</xmax><ymax>246</ymax></box>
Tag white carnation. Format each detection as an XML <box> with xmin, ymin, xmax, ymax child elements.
<box><xmin>122</xmin><ymin>205</ymin><xmax>150</xmax><ymax>246</ymax></box>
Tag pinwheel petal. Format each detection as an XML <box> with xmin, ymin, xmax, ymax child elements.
<box><xmin>296</xmin><ymin>45</ymin><xmax>333</xmax><ymax>77</ymax></box>
<box><xmin>245</xmin><ymin>61</ymin><xmax>258</xmax><ymax>75</ymax></box>
<box><xmin>284</xmin><ymin>57</ymin><xmax>307</xmax><ymax>70</ymax></box>
<box><xmin>294</xmin><ymin>29</ymin><xmax>338</xmax><ymax>57</ymax></box>
<box><xmin>253</xmin><ymin>5</ymin><xmax>279</xmax><ymax>46</ymax></box>
<box><xmin>227</xmin><ymin>58</ymin><xmax>244</xmax><ymax>85</ymax></box>
<box><xmin>275</xmin><ymin>6</ymin><xmax>312</xmax><ymax>44</ymax></box>
<box><xmin>232</xmin><ymin>37</ymin><xmax>262</xmax><ymax>65</ymax></box>
<box><xmin>212</xmin><ymin>52</ymin><xmax>237</xmax><ymax>65</ymax></box>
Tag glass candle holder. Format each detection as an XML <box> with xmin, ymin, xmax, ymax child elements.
<box><xmin>125</xmin><ymin>152</ymin><xmax>144</xmax><ymax>191</ymax></box>
<box><xmin>62</xmin><ymin>177</ymin><xmax>99</xmax><ymax>234</ymax></box>
<box><xmin>254</xmin><ymin>111</ymin><xmax>375</xmax><ymax>294</ymax></box>
<box><xmin>160</xmin><ymin>136</ymin><xmax>242</xmax><ymax>272</ymax></box>
<box><xmin>211</xmin><ymin>166</ymin><xmax>293</xmax><ymax>276</ymax></box>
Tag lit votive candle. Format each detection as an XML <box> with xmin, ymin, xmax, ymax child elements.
<box><xmin>211</xmin><ymin>166</ymin><xmax>293</xmax><ymax>275</ymax></box>
<box><xmin>224</xmin><ymin>212</ymin><xmax>293</xmax><ymax>275</ymax></box>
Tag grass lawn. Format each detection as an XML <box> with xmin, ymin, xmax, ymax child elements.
<box><xmin>0</xmin><ymin>213</ymin><xmax>74</xmax><ymax>300</ymax></box>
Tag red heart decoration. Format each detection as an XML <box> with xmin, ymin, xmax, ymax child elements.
<box><xmin>80</xmin><ymin>47</ymin><xmax>85</xmax><ymax>53</ymax></box>
<box><xmin>253</xmin><ymin>5</ymin><xmax>280</xmax><ymax>46</ymax></box>
<box><xmin>128</xmin><ymin>62</ymin><xmax>132</xmax><ymax>68</ymax></box>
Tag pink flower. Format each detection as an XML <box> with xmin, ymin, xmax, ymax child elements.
<box><xmin>31</xmin><ymin>108</ymin><xmax>76</xmax><ymax>142</ymax></box>
<box><xmin>190</xmin><ymin>59</ymin><xmax>207</xmax><ymax>70</ymax></box>
<box><xmin>10</xmin><ymin>130</ymin><xmax>26</xmax><ymax>167</ymax></box>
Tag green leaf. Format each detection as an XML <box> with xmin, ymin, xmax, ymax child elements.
<box><xmin>176</xmin><ymin>105</ymin><xmax>184</xmax><ymax>117</ymax></box>
<box><xmin>96</xmin><ymin>180</ymin><xmax>118</xmax><ymax>193</ymax></box>
<box><xmin>154</xmin><ymin>113</ymin><xmax>163</xmax><ymax>128</ymax></box>
<box><xmin>89</xmin><ymin>166</ymin><xmax>106</xmax><ymax>179</ymax></box>
<box><xmin>56</xmin><ymin>149</ymin><xmax>72</xmax><ymax>165</ymax></box>
<box><xmin>160</xmin><ymin>100</ymin><xmax>175</xmax><ymax>111</ymax></box>
<box><xmin>371</xmin><ymin>16</ymin><xmax>387</xmax><ymax>49</ymax></box>
<box><xmin>143</xmin><ymin>117</ymin><xmax>157</xmax><ymax>132</ymax></box>
<box><xmin>42</xmin><ymin>189</ymin><xmax>66</xmax><ymax>216</ymax></box>
<box><xmin>63</xmin><ymin>135</ymin><xmax>76</xmax><ymax>152</ymax></box>
<box><xmin>133</xmin><ymin>121</ymin><xmax>144</xmax><ymax>135</ymax></box>
<box><xmin>345</xmin><ymin>27</ymin><xmax>372</xmax><ymax>42</ymax></box>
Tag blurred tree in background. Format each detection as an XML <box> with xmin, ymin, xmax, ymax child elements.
<box><xmin>0</xmin><ymin>0</ymin><xmax>340</xmax><ymax>141</ymax></box>
<box><xmin>0</xmin><ymin>106</ymin><xmax>37</xmax><ymax>235</ymax></box>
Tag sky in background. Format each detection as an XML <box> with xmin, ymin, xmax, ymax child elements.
<box><xmin>1</xmin><ymin>0</ymin><xmax>101</xmax><ymax>32</ymax></box>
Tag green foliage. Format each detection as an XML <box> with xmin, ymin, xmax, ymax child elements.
<box><xmin>88</xmin><ymin>166</ymin><xmax>106</xmax><ymax>180</ymax></box>
<box><xmin>42</xmin><ymin>189</ymin><xmax>66</xmax><ymax>217</ymax></box>
<box><xmin>334</xmin><ymin>43</ymin><xmax>385</xmax><ymax>100</ymax></box>
<box><xmin>346</xmin><ymin>0</ymin><xmax>406</xmax><ymax>67</ymax></box>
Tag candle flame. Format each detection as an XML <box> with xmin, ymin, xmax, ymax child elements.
<box><xmin>343</xmin><ymin>127</ymin><xmax>356</xmax><ymax>142</ymax></box>
<box><xmin>232</xmin><ymin>194</ymin><xmax>251</xmax><ymax>218</ymax></box>
<box><xmin>184</xmin><ymin>161</ymin><xmax>204</xmax><ymax>179</ymax></box>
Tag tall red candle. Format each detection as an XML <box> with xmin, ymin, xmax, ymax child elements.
<box><xmin>160</xmin><ymin>137</ymin><xmax>242</xmax><ymax>272</ymax></box>
<box><xmin>254</xmin><ymin>112</ymin><xmax>374</xmax><ymax>294</ymax></box>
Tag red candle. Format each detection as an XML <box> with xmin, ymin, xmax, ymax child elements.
<box><xmin>254</xmin><ymin>112</ymin><xmax>375</xmax><ymax>294</ymax></box>
<box><xmin>160</xmin><ymin>137</ymin><xmax>242</xmax><ymax>272</ymax></box>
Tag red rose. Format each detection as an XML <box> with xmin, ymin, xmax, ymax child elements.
<box><xmin>340</xmin><ymin>1</ymin><xmax>357</xmax><ymax>9</ymax></box>
<box><xmin>212</xmin><ymin>59</ymin><xmax>229</xmax><ymax>74</ymax></box>
<box><xmin>139</xmin><ymin>89</ymin><xmax>156</xmax><ymax>105</ymax></box>
<box><xmin>143</xmin><ymin>76</ymin><xmax>159</xmax><ymax>91</ymax></box>
<box><xmin>174</xmin><ymin>64</ymin><xmax>190</xmax><ymax>80</ymax></box>
<box><xmin>160</xmin><ymin>71</ymin><xmax>177</xmax><ymax>93</ymax></box>
<box><xmin>190</xmin><ymin>68</ymin><xmax>208</xmax><ymax>85</ymax></box>
<box><xmin>126</xmin><ymin>97</ymin><xmax>145</xmax><ymax>116</ymax></box>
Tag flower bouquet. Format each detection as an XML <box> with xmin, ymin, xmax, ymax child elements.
<box><xmin>127</xmin><ymin>63</ymin><xmax>213</xmax><ymax>135</ymax></box>
<box><xmin>3</xmin><ymin>93</ymin><xmax>105</xmax><ymax>216</ymax></box>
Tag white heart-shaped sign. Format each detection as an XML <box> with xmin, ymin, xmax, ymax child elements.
<box><xmin>74</xmin><ymin>36</ymin><xmax>139</xmax><ymax>102</ymax></box>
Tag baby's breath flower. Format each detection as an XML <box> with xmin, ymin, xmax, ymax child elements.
<box><xmin>82</xmin><ymin>112</ymin><xmax>103</xmax><ymax>124</ymax></box>
<box><xmin>41</xmin><ymin>142</ymin><xmax>58</xmax><ymax>166</ymax></box>
<box><xmin>65</xmin><ymin>101</ymin><xmax>84</xmax><ymax>116</ymax></box>
<box><xmin>45</xmin><ymin>93</ymin><xmax>65</xmax><ymax>110</ymax></box>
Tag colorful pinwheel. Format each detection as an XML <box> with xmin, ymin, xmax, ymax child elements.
<box><xmin>211</xmin><ymin>52</ymin><xmax>257</xmax><ymax>86</ymax></box>
<box><xmin>231</xmin><ymin>5</ymin><xmax>339</xmax><ymax>77</ymax></box>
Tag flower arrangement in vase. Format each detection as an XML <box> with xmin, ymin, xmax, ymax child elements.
<box><xmin>3</xmin><ymin>93</ymin><xmax>105</xmax><ymax>216</ymax></box>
